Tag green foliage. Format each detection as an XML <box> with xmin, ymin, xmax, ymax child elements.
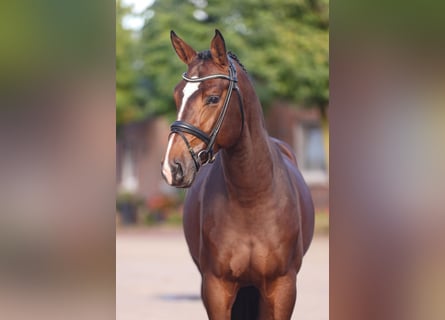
<box><xmin>117</xmin><ymin>0</ymin><xmax>329</xmax><ymax>123</ymax></box>
<box><xmin>116</xmin><ymin>0</ymin><xmax>148</xmax><ymax>126</ymax></box>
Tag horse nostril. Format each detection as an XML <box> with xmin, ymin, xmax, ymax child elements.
<box><xmin>172</xmin><ymin>161</ymin><xmax>184</xmax><ymax>182</ymax></box>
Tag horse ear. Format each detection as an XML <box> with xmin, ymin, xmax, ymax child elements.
<box><xmin>210</xmin><ymin>29</ymin><xmax>228</xmax><ymax>66</ymax></box>
<box><xmin>170</xmin><ymin>30</ymin><xmax>197</xmax><ymax>65</ymax></box>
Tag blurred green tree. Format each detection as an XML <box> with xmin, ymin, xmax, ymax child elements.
<box><xmin>116</xmin><ymin>0</ymin><xmax>148</xmax><ymax>127</ymax></box>
<box><xmin>118</xmin><ymin>0</ymin><xmax>328</xmax><ymax>123</ymax></box>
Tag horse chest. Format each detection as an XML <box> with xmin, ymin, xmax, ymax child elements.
<box><xmin>198</xmin><ymin>165</ymin><xmax>301</xmax><ymax>280</ymax></box>
<box><xmin>203</xmin><ymin>226</ymin><xmax>296</xmax><ymax>281</ymax></box>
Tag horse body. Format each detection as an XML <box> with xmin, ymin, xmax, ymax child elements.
<box><xmin>162</xmin><ymin>30</ymin><xmax>314</xmax><ymax>320</ymax></box>
<box><xmin>183</xmin><ymin>127</ymin><xmax>314</xmax><ymax>320</ymax></box>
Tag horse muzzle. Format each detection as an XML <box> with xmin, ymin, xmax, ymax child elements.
<box><xmin>161</xmin><ymin>158</ymin><xmax>196</xmax><ymax>188</ymax></box>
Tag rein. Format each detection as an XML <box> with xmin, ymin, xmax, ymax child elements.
<box><xmin>170</xmin><ymin>57</ymin><xmax>244</xmax><ymax>171</ymax></box>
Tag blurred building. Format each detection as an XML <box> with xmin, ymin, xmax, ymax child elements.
<box><xmin>116</xmin><ymin>117</ymin><xmax>177</xmax><ymax>199</ymax></box>
<box><xmin>116</xmin><ymin>104</ymin><xmax>329</xmax><ymax>212</ymax></box>
<box><xmin>266</xmin><ymin>103</ymin><xmax>329</xmax><ymax>212</ymax></box>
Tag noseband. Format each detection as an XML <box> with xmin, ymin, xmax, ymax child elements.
<box><xmin>170</xmin><ymin>58</ymin><xmax>244</xmax><ymax>171</ymax></box>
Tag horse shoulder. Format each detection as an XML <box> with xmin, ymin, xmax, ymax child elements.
<box><xmin>182</xmin><ymin>162</ymin><xmax>213</xmax><ymax>269</ymax></box>
<box><xmin>183</xmin><ymin>157</ymin><xmax>227</xmax><ymax>269</ymax></box>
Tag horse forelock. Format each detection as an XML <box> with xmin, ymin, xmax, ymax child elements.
<box><xmin>197</xmin><ymin>50</ymin><xmax>212</xmax><ymax>60</ymax></box>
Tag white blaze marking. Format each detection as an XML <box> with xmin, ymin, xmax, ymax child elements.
<box><xmin>162</xmin><ymin>137</ymin><xmax>174</xmax><ymax>184</ymax></box>
<box><xmin>162</xmin><ymin>79</ymin><xmax>199</xmax><ymax>184</ymax></box>
<box><xmin>178</xmin><ymin>80</ymin><xmax>199</xmax><ymax>120</ymax></box>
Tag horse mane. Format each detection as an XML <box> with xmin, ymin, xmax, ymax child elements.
<box><xmin>228</xmin><ymin>51</ymin><xmax>248</xmax><ymax>73</ymax></box>
<box><xmin>197</xmin><ymin>50</ymin><xmax>247</xmax><ymax>73</ymax></box>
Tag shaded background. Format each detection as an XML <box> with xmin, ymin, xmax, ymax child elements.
<box><xmin>330</xmin><ymin>1</ymin><xmax>445</xmax><ymax>319</ymax></box>
<box><xmin>0</xmin><ymin>1</ymin><xmax>115</xmax><ymax>319</ymax></box>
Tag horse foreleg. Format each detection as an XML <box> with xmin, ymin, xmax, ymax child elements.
<box><xmin>201</xmin><ymin>273</ymin><xmax>238</xmax><ymax>320</ymax></box>
<box><xmin>259</xmin><ymin>273</ymin><xmax>297</xmax><ymax>320</ymax></box>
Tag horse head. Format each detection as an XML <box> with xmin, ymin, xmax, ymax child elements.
<box><xmin>161</xmin><ymin>30</ymin><xmax>244</xmax><ymax>187</ymax></box>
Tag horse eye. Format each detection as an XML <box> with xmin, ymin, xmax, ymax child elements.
<box><xmin>206</xmin><ymin>96</ymin><xmax>220</xmax><ymax>105</ymax></box>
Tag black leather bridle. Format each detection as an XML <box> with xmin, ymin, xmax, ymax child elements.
<box><xmin>170</xmin><ymin>57</ymin><xmax>244</xmax><ymax>171</ymax></box>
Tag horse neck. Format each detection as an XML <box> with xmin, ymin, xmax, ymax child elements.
<box><xmin>221</xmin><ymin>70</ymin><xmax>275</xmax><ymax>204</ymax></box>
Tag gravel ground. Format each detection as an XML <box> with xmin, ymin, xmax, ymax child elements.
<box><xmin>116</xmin><ymin>227</ymin><xmax>328</xmax><ymax>320</ymax></box>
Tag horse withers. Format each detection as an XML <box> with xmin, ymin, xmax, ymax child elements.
<box><xmin>161</xmin><ymin>30</ymin><xmax>314</xmax><ymax>320</ymax></box>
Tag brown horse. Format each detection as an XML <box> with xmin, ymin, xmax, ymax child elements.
<box><xmin>161</xmin><ymin>30</ymin><xmax>314</xmax><ymax>320</ymax></box>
